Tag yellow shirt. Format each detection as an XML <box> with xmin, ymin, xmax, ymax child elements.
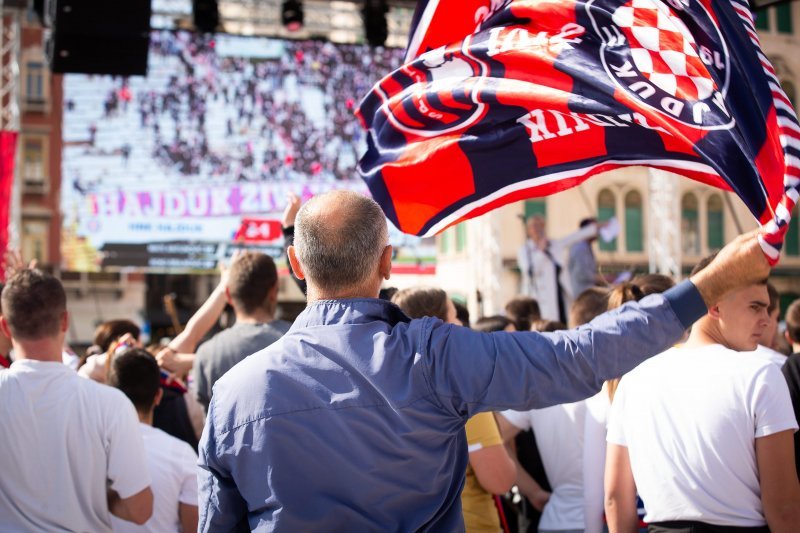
<box><xmin>461</xmin><ymin>412</ymin><xmax>504</xmax><ymax>532</ymax></box>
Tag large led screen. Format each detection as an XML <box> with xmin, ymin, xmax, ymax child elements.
<box><xmin>61</xmin><ymin>31</ymin><xmax>435</xmax><ymax>272</ymax></box>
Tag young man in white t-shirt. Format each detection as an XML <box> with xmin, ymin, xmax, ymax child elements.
<box><xmin>0</xmin><ymin>269</ymin><xmax>153</xmax><ymax>531</ymax></box>
<box><xmin>605</xmin><ymin>259</ymin><xmax>800</xmax><ymax>533</ymax></box>
<box><xmin>109</xmin><ymin>347</ymin><xmax>199</xmax><ymax>533</ymax></box>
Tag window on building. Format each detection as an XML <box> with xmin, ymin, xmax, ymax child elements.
<box><xmin>25</xmin><ymin>61</ymin><xmax>45</xmax><ymax>106</ymax></box>
<box><xmin>707</xmin><ymin>194</ymin><xmax>725</xmax><ymax>251</ymax></box>
<box><xmin>22</xmin><ymin>136</ymin><xmax>47</xmax><ymax>189</ymax></box>
<box><xmin>624</xmin><ymin>190</ymin><xmax>644</xmax><ymax>252</ymax></box>
<box><xmin>755</xmin><ymin>9</ymin><xmax>769</xmax><ymax>30</ymax></box>
<box><xmin>776</xmin><ymin>2</ymin><xmax>793</xmax><ymax>34</ymax></box>
<box><xmin>786</xmin><ymin>214</ymin><xmax>800</xmax><ymax>257</ymax></box>
<box><xmin>455</xmin><ymin>223</ymin><xmax>467</xmax><ymax>252</ymax></box>
<box><xmin>782</xmin><ymin>80</ymin><xmax>797</xmax><ymax>109</ymax></box>
<box><xmin>439</xmin><ymin>229</ymin><xmax>451</xmax><ymax>254</ymax></box>
<box><xmin>681</xmin><ymin>193</ymin><xmax>700</xmax><ymax>256</ymax></box>
<box><xmin>598</xmin><ymin>189</ymin><xmax>617</xmax><ymax>252</ymax></box>
<box><xmin>524</xmin><ymin>199</ymin><xmax>546</xmax><ymax>219</ymax></box>
<box><xmin>22</xmin><ymin>219</ymin><xmax>49</xmax><ymax>264</ymax></box>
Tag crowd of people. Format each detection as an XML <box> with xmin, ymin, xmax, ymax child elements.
<box><xmin>65</xmin><ymin>31</ymin><xmax>404</xmax><ymax>197</ymax></box>
<box><xmin>1</xmin><ymin>190</ymin><xmax>800</xmax><ymax>532</ymax></box>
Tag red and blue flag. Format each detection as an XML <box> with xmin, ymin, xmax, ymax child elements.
<box><xmin>356</xmin><ymin>0</ymin><xmax>800</xmax><ymax>264</ymax></box>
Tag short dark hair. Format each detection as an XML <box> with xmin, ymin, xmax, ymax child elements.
<box><xmin>93</xmin><ymin>320</ymin><xmax>141</xmax><ymax>352</ymax></box>
<box><xmin>785</xmin><ymin>298</ymin><xmax>800</xmax><ymax>343</ymax></box>
<box><xmin>569</xmin><ymin>286</ymin><xmax>610</xmax><ymax>327</ymax></box>
<box><xmin>473</xmin><ymin>315</ymin><xmax>513</xmax><ymax>333</ymax></box>
<box><xmin>689</xmin><ymin>253</ymin><xmax>718</xmax><ymax>277</ymax></box>
<box><xmin>108</xmin><ymin>348</ymin><xmax>161</xmax><ymax>413</ymax></box>
<box><xmin>227</xmin><ymin>252</ymin><xmax>278</xmax><ymax>314</ymax></box>
<box><xmin>392</xmin><ymin>287</ymin><xmax>449</xmax><ymax>321</ymax></box>
<box><xmin>766</xmin><ymin>282</ymin><xmax>779</xmax><ymax>315</ymax></box>
<box><xmin>1</xmin><ymin>269</ymin><xmax>66</xmax><ymax>340</ymax></box>
<box><xmin>453</xmin><ymin>300</ymin><xmax>470</xmax><ymax>328</ymax></box>
<box><xmin>531</xmin><ymin>319</ymin><xmax>566</xmax><ymax>333</ymax></box>
<box><xmin>505</xmin><ymin>297</ymin><xmax>541</xmax><ymax>332</ymax></box>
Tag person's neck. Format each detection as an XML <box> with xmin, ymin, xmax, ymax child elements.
<box><xmin>233</xmin><ymin>308</ymin><xmax>274</xmax><ymax>325</ymax></box>
<box><xmin>138</xmin><ymin>410</ymin><xmax>154</xmax><ymax>426</ymax></box>
<box><xmin>682</xmin><ymin>318</ymin><xmax>726</xmax><ymax>350</ymax></box>
<box><xmin>11</xmin><ymin>337</ymin><xmax>63</xmax><ymax>362</ymax></box>
<box><xmin>793</xmin><ymin>342</ymin><xmax>800</xmax><ymax>354</ymax></box>
<box><xmin>306</xmin><ymin>283</ymin><xmax>380</xmax><ymax>304</ymax></box>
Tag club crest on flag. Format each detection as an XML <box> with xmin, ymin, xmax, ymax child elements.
<box><xmin>587</xmin><ymin>0</ymin><xmax>733</xmax><ymax>129</ymax></box>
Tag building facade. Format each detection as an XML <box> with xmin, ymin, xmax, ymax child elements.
<box><xmin>435</xmin><ymin>3</ymin><xmax>800</xmax><ymax>318</ymax></box>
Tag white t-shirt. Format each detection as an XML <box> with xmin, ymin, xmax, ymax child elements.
<box><xmin>607</xmin><ymin>345</ymin><xmax>798</xmax><ymax>527</ymax></box>
<box><xmin>582</xmin><ymin>388</ymin><xmax>611</xmax><ymax>533</ymax></box>
<box><xmin>502</xmin><ymin>401</ymin><xmax>586</xmax><ymax>530</ymax></box>
<box><xmin>112</xmin><ymin>423</ymin><xmax>198</xmax><ymax>533</ymax></box>
<box><xmin>749</xmin><ymin>344</ymin><xmax>787</xmax><ymax>368</ymax></box>
<box><xmin>0</xmin><ymin>359</ymin><xmax>151</xmax><ymax>532</ymax></box>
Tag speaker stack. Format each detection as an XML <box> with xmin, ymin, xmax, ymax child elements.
<box><xmin>38</xmin><ymin>0</ymin><xmax>151</xmax><ymax>76</ymax></box>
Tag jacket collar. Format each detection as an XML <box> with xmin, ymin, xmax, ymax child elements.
<box><xmin>290</xmin><ymin>298</ymin><xmax>411</xmax><ymax>330</ymax></box>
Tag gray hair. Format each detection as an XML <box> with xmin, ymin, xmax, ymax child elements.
<box><xmin>294</xmin><ymin>190</ymin><xmax>388</xmax><ymax>293</ymax></box>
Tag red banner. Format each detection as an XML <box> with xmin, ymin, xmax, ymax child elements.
<box><xmin>0</xmin><ymin>131</ymin><xmax>17</xmax><ymax>282</ymax></box>
<box><xmin>233</xmin><ymin>218</ymin><xmax>283</xmax><ymax>243</ymax></box>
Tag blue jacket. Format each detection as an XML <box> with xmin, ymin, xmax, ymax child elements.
<box><xmin>198</xmin><ymin>281</ymin><xmax>705</xmax><ymax>531</ymax></box>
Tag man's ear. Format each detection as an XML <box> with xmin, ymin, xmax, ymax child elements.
<box><xmin>153</xmin><ymin>387</ymin><xmax>164</xmax><ymax>408</ymax></box>
<box><xmin>707</xmin><ymin>304</ymin><xmax>722</xmax><ymax>320</ymax></box>
<box><xmin>287</xmin><ymin>245</ymin><xmax>306</xmax><ymax>281</ymax></box>
<box><xmin>0</xmin><ymin>316</ymin><xmax>11</xmax><ymax>340</ymax></box>
<box><xmin>379</xmin><ymin>245</ymin><xmax>393</xmax><ymax>281</ymax></box>
<box><xmin>224</xmin><ymin>286</ymin><xmax>233</xmax><ymax>306</ymax></box>
<box><xmin>60</xmin><ymin>311</ymin><xmax>69</xmax><ymax>333</ymax></box>
<box><xmin>785</xmin><ymin>329</ymin><xmax>795</xmax><ymax>346</ymax></box>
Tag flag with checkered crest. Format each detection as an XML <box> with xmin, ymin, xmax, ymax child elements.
<box><xmin>356</xmin><ymin>0</ymin><xmax>800</xmax><ymax>265</ymax></box>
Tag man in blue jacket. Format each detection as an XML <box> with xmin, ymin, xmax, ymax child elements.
<box><xmin>198</xmin><ymin>190</ymin><xmax>769</xmax><ymax>532</ymax></box>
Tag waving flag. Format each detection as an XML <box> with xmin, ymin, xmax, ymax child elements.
<box><xmin>356</xmin><ymin>0</ymin><xmax>800</xmax><ymax>264</ymax></box>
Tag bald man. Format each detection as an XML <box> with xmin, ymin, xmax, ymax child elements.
<box><xmin>198</xmin><ymin>190</ymin><xmax>770</xmax><ymax>532</ymax></box>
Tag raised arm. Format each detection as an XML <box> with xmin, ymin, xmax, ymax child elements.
<box><xmin>424</xmin><ymin>231</ymin><xmax>770</xmax><ymax>416</ymax></box>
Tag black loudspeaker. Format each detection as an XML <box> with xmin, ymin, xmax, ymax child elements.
<box><xmin>45</xmin><ymin>0</ymin><xmax>151</xmax><ymax>76</ymax></box>
<box><xmin>193</xmin><ymin>0</ymin><xmax>219</xmax><ymax>33</ymax></box>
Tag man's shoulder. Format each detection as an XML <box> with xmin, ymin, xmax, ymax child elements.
<box><xmin>144</xmin><ymin>425</ymin><xmax>197</xmax><ymax>460</ymax></box>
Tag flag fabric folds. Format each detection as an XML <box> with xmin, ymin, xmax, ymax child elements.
<box><xmin>356</xmin><ymin>0</ymin><xmax>800</xmax><ymax>264</ymax></box>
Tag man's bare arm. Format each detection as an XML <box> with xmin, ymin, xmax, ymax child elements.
<box><xmin>108</xmin><ymin>486</ymin><xmax>153</xmax><ymax>525</ymax></box>
<box><xmin>604</xmin><ymin>443</ymin><xmax>638</xmax><ymax>533</ymax></box>
<box><xmin>757</xmin><ymin>430</ymin><xmax>800</xmax><ymax>533</ymax></box>
<box><xmin>179</xmin><ymin>503</ymin><xmax>199</xmax><ymax>532</ymax></box>
<box><xmin>469</xmin><ymin>444</ymin><xmax>517</xmax><ymax>495</ymax></box>
<box><xmin>689</xmin><ymin>230</ymin><xmax>771</xmax><ymax>308</ymax></box>
<box><xmin>496</xmin><ymin>414</ymin><xmax>550</xmax><ymax>511</ymax></box>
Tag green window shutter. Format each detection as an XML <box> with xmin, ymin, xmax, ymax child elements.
<box><xmin>455</xmin><ymin>224</ymin><xmax>467</xmax><ymax>252</ymax></box>
<box><xmin>624</xmin><ymin>191</ymin><xmax>644</xmax><ymax>252</ymax></box>
<box><xmin>524</xmin><ymin>200</ymin><xmax>547</xmax><ymax>218</ymax></box>
<box><xmin>777</xmin><ymin>3</ymin><xmax>793</xmax><ymax>34</ymax></box>
<box><xmin>707</xmin><ymin>195</ymin><xmax>725</xmax><ymax>251</ymax></box>
<box><xmin>439</xmin><ymin>230</ymin><xmax>450</xmax><ymax>254</ymax></box>
<box><xmin>755</xmin><ymin>9</ymin><xmax>770</xmax><ymax>30</ymax></box>
<box><xmin>598</xmin><ymin>189</ymin><xmax>616</xmax><ymax>252</ymax></box>
<box><xmin>786</xmin><ymin>215</ymin><xmax>800</xmax><ymax>256</ymax></box>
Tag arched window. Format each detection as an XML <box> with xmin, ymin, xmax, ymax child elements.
<box><xmin>598</xmin><ymin>189</ymin><xmax>616</xmax><ymax>252</ymax></box>
<box><xmin>455</xmin><ymin>223</ymin><xmax>467</xmax><ymax>252</ymax></box>
<box><xmin>681</xmin><ymin>193</ymin><xmax>700</xmax><ymax>255</ymax></box>
<box><xmin>707</xmin><ymin>194</ymin><xmax>725</xmax><ymax>251</ymax></box>
<box><xmin>624</xmin><ymin>190</ymin><xmax>644</xmax><ymax>252</ymax></box>
<box><xmin>782</xmin><ymin>80</ymin><xmax>797</xmax><ymax>110</ymax></box>
<box><xmin>786</xmin><ymin>212</ymin><xmax>800</xmax><ymax>256</ymax></box>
